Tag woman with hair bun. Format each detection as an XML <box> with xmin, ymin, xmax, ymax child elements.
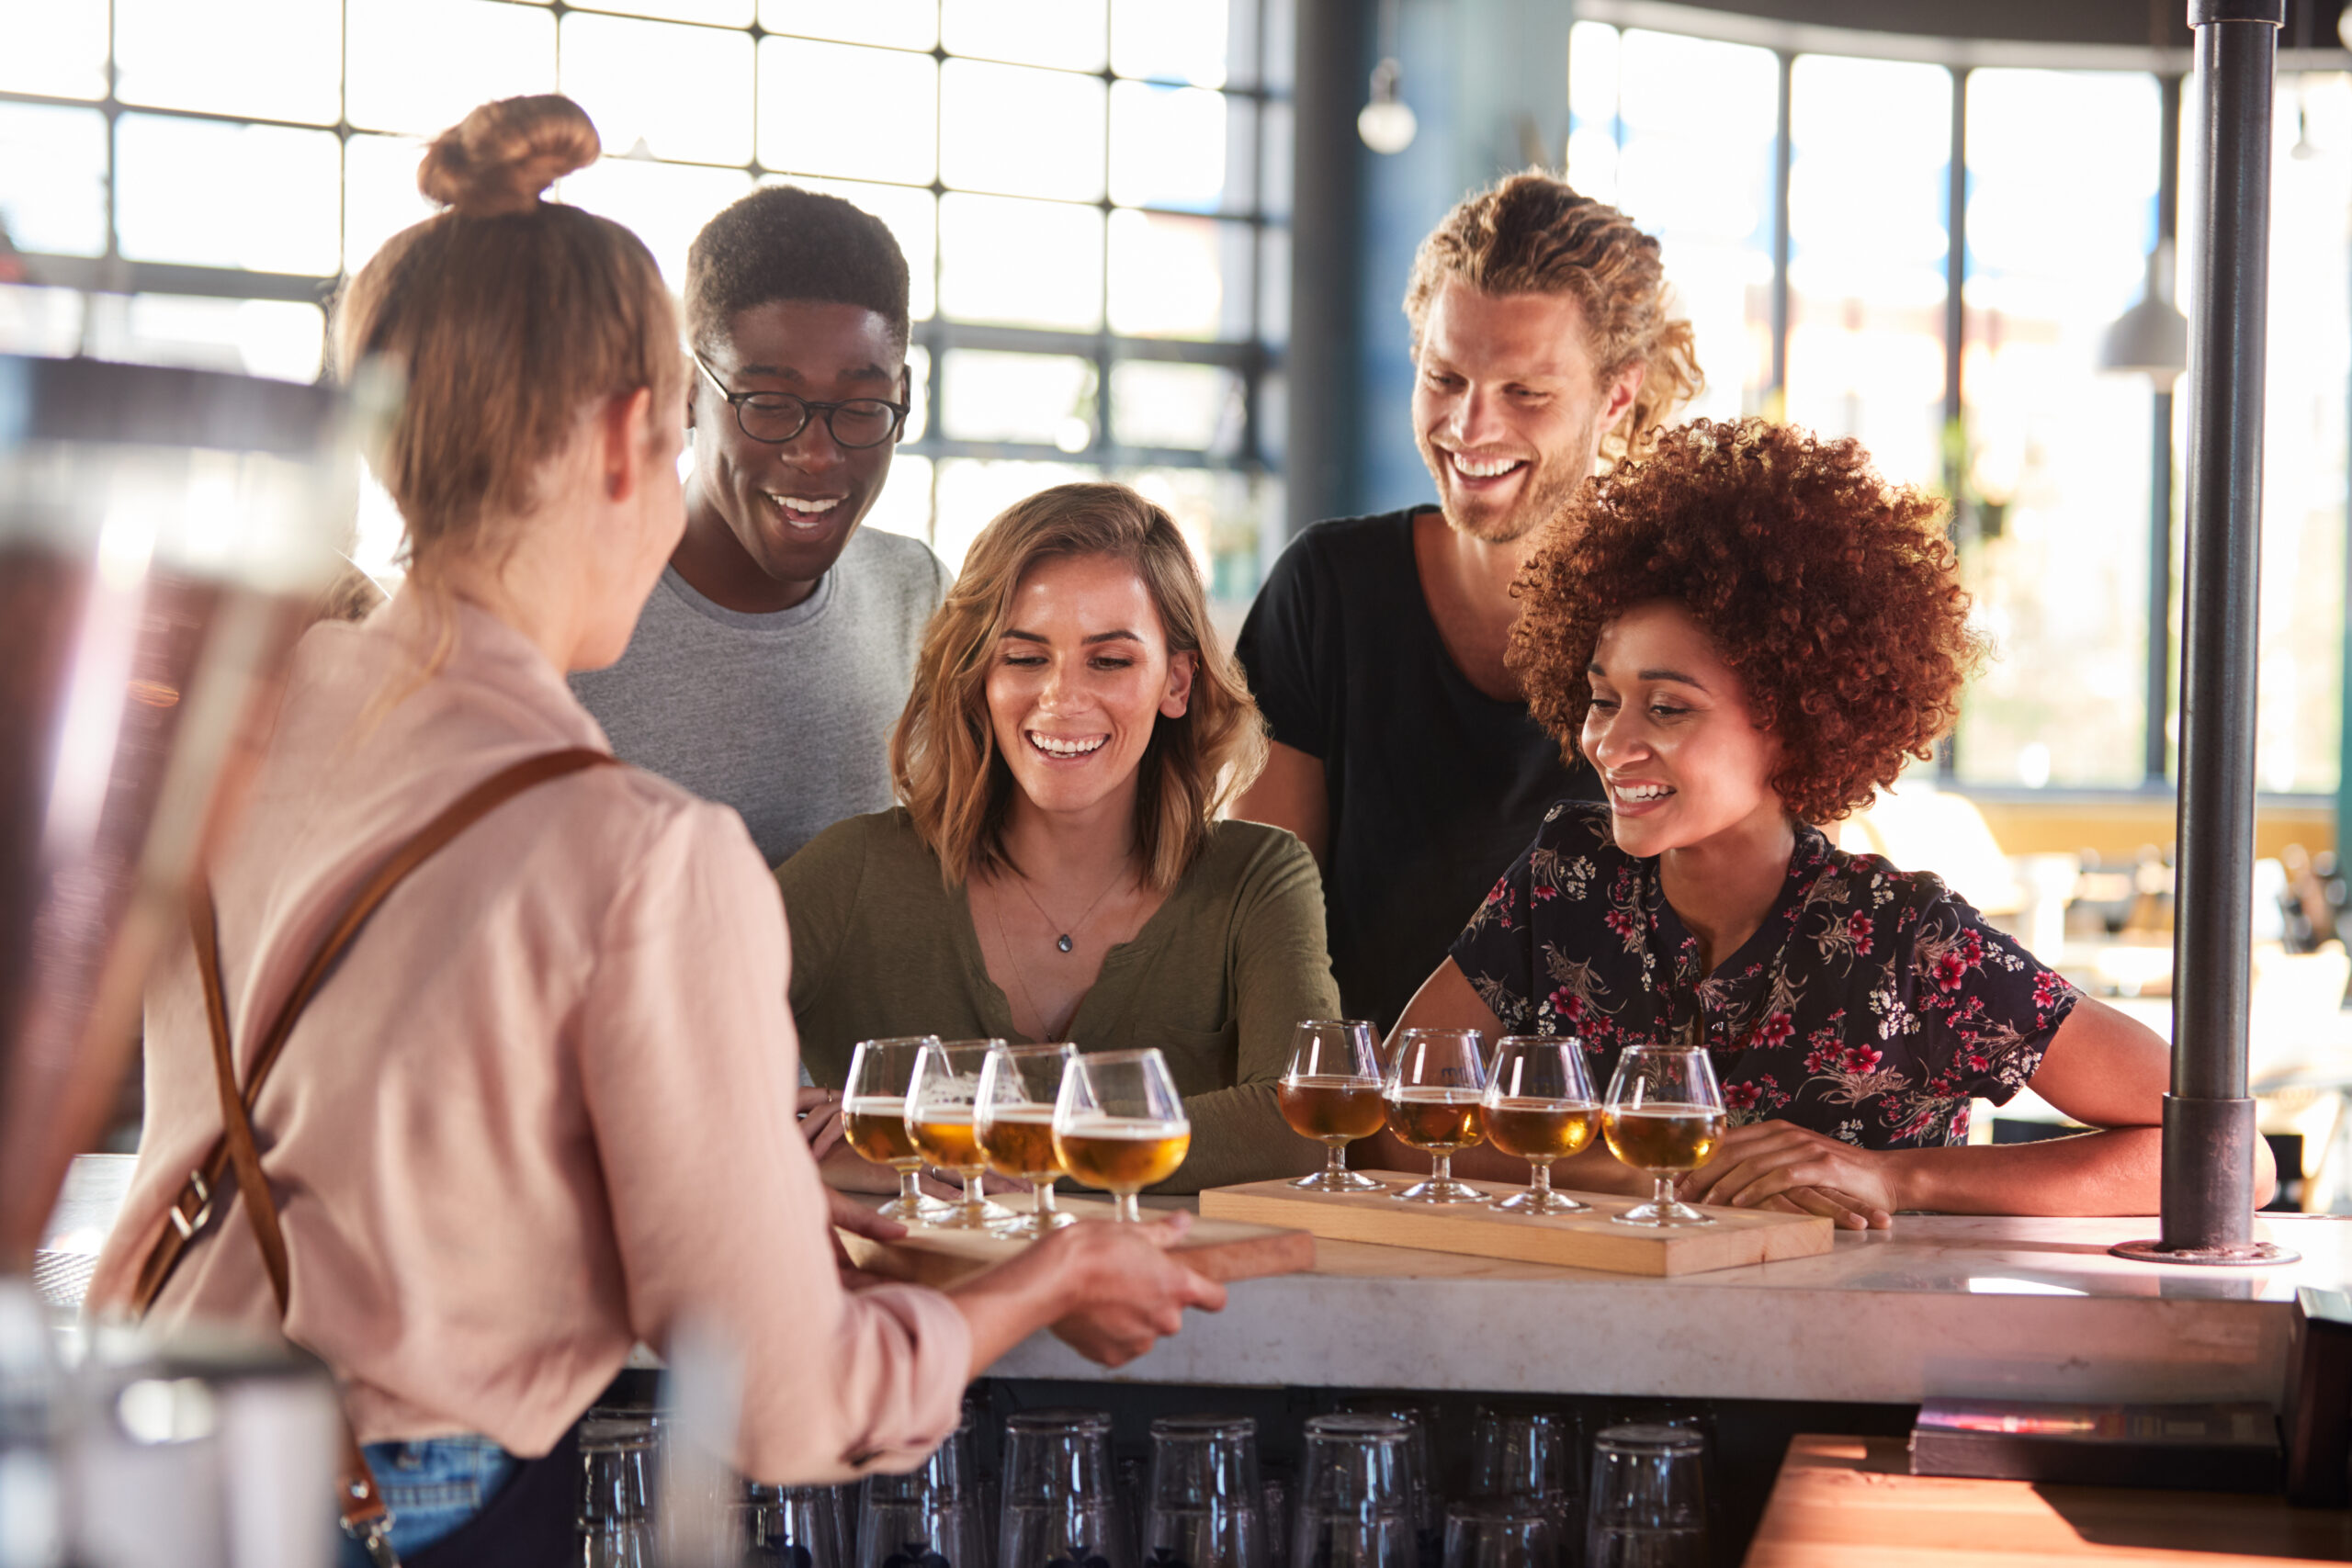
<box><xmin>1378</xmin><ymin>418</ymin><xmax>2267</xmax><ymax>1225</ymax></box>
<box><xmin>91</xmin><ymin>97</ymin><xmax>1229</xmax><ymax>1564</ymax></box>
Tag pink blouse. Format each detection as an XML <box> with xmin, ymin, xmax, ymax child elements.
<box><xmin>89</xmin><ymin>592</ymin><xmax>970</xmax><ymax>1481</ymax></box>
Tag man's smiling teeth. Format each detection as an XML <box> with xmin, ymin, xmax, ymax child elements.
<box><xmin>766</xmin><ymin>492</ymin><xmax>840</xmax><ymax>519</ymax></box>
<box><xmin>1030</xmin><ymin>732</ymin><xmax>1107</xmax><ymax>758</ymax></box>
<box><xmin>1450</xmin><ymin>452</ymin><xmax>1524</xmax><ymax>479</ymax></box>
<box><xmin>1613</xmin><ymin>782</ymin><xmax>1674</xmax><ymax>802</ymax></box>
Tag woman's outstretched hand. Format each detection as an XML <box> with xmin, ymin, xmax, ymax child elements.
<box><xmin>949</xmin><ymin>1210</ymin><xmax>1228</xmax><ymax>1374</ymax></box>
<box><xmin>1679</xmin><ymin>1121</ymin><xmax>1898</xmax><ymax>1230</ymax></box>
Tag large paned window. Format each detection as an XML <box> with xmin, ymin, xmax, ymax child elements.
<box><xmin>1565</xmin><ymin>19</ymin><xmax>2350</xmax><ymax>802</ymax></box>
<box><xmin>0</xmin><ymin>0</ymin><xmax>1290</xmax><ymax>597</ymax></box>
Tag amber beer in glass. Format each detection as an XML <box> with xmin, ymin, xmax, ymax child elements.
<box><xmin>1482</xmin><ymin>1036</ymin><xmax>1599</xmax><ymax>1214</ymax></box>
<box><xmin>908</xmin><ymin>1038</ymin><xmax>1020</xmax><ymax>1230</ymax></box>
<box><xmin>1278</xmin><ymin>1019</ymin><xmax>1388</xmax><ymax>1191</ymax></box>
<box><xmin>1602</xmin><ymin>1044</ymin><xmax>1727</xmax><ymax>1226</ymax></box>
<box><xmin>976</xmin><ymin>1042</ymin><xmax>1079</xmax><ymax>1236</ymax></box>
<box><xmin>1384</xmin><ymin>1028</ymin><xmax>1490</xmax><ymax>1203</ymax></box>
<box><xmin>844</xmin><ymin>1035</ymin><xmax>952</xmax><ymax>1224</ymax></box>
<box><xmin>1054</xmin><ymin>1048</ymin><xmax>1191</xmax><ymax>1222</ymax></box>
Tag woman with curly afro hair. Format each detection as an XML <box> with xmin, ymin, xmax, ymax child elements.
<box><xmin>1370</xmin><ymin>419</ymin><xmax>2257</xmax><ymax>1226</ymax></box>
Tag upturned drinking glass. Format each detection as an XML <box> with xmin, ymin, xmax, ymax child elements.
<box><xmin>1383</xmin><ymin>1029</ymin><xmax>1490</xmax><ymax>1204</ymax></box>
<box><xmin>1054</xmin><ymin>1049</ymin><xmax>1191</xmax><ymax>1222</ymax></box>
<box><xmin>1465</xmin><ymin>1406</ymin><xmax>1579</xmax><ymax>1545</ymax></box>
<box><xmin>978</xmin><ymin>1042</ymin><xmax>1080</xmax><ymax>1236</ymax></box>
<box><xmin>1600</xmin><ymin>1046</ymin><xmax>1726</xmax><ymax>1227</ymax></box>
<box><xmin>1291</xmin><ymin>1416</ymin><xmax>1412</xmax><ymax>1568</ymax></box>
<box><xmin>858</xmin><ymin>1413</ymin><xmax>986</xmax><ymax>1568</ymax></box>
<box><xmin>1000</xmin><ymin>1407</ymin><xmax>1135</xmax><ymax>1568</ymax></box>
<box><xmin>1440</xmin><ymin>1504</ymin><xmax>1557</xmax><ymax>1568</ymax></box>
<box><xmin>844</xmin><ymin>1035</ymin><xmax>955</xmax><ymax>1224</ymax></box>
<box><xmin>1277</xmin><ymin>1020</ymin><xmax>1389</xmax><ymax>1191</ymax></box>
<box><xmin>1583</xmin><ymin>1425</ymin><xmax>1707</xmax><ymax>1568</ymax></box>
<box><xmin>580</xmin><ymin>1409</ymin><xmax>662</xmax><ymax>1565</ymax></box>
<box><xmin>1481</xmin><ymin>1038</ymin><xmax>1598</xmax><ymax>1214</ymax></box>
<box><xmin>1334</xmin><ymin>1401</ymin><xmax>1439</xmax><ymax>1568</ymax></box>
<box><xmin>1143</xmin><ymin>1414</ymin><xmax>1267</xmax><ymax>1568</ymax></box>
<box><xmin>909</xmin><ymin>1038</ymin><xmax>1021</xmax><ymax>1230</ymax></box>
<box><xmin>742</xmin><ymin>1480</ymin><xmax>853</xmax><ymax>1568</ymax></box>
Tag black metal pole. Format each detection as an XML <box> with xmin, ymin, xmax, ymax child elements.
<box><xmin>1286</xmin><ymin>0</ymin><xmax>1368</xmax><ymax>538</ymax></box>
<box><xmin>2144</xmin><ymin>73</ymin><xmax>2183</xmax><ymax>787</ymax></box>
<box><xmin>2115</xmin><ymin>0</ymin><xmax>2292</xmax><ymax>1266</ymax></box>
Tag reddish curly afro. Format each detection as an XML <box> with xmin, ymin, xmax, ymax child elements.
<box><xmin>1507</xmin><ymin>418</ymin><xmax>1983</xmax><ymax>824</ymax></box>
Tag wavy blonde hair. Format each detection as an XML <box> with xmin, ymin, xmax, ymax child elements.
<box><xmin>1405</xmin><ymin>169</ymin><xmax>1702</xmax><ymax>464</ymax></box>
<box><xmin>893</xmin><ymin>483</ymin><xmax>1267</xmax><ymax>891</ymax></box>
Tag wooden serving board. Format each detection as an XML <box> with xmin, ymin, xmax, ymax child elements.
<box><xmin>840</xmin><ymin>1197</ymin><xmax>1315</xmax><ymax>1291</ymax></box>
<box><xmin>1197</xmin><ymin>1172</ymin><xmax>1830</xmax><ymax>1277</ymax></box>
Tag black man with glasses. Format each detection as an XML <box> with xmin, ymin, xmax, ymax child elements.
<box><xmin>572</xmin><ymin>186</ymin><xmax>948</xmax><ymax>868</ymax></box>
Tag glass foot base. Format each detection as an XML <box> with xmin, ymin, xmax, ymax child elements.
<box><xmin>994</xmin><ymin>1210</ymin><xmax>1077</xmax><ymax>1238</ymax></box>
<box><xmin>1293</xmin><ymin>1168</ymin><xmax>1386</xmax><ymax>1192</ymax></box>
<box><xmin>1496</xmin><ymin>1189</ymin><xmax>1591</xmax><ymax>1214</ymax></box>
<box><xmin>878</xmin><ymin>1193</ymin><xmax>955</xmax><ymax>1224</ymax></box>
<box><xmin>1395</xmin><ymin>1178</ymin><xmax>1491</xmax><ymax>1204</ymax></box>
<box><xmin>932</xmin><ymin>1200</ymin><xmax>1020</xmax><ymax>1230</ymax></box>
<box><xmin>1613</xmin><ymin>1199</ymin><xmax>1713</xmax><ymax>1226</ymax></box>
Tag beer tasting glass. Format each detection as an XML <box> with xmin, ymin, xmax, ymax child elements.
<box><xmin>1001</xmin><ymin>1408</ymin><xmax>1135</xmax><ymax>1568</ymax></box>
<box><xmin>1053</xmin><ymin>1048</ymin><xmax>1192</xmax><ymax>1222</ymax></box>
<box><xmin>909</xmin><ymin>1038</ymin><xmax>1021</xmax><ymax>1230</ymax></box>
<box><xmin>1600</xmin><ymin>1045</ymin><xmax>1726</xmax><ymax>1227</ymax></box>
<box><xmin>1292</xmin><ymin>1415</ymin><xmax>1412</xmax><ymax>1568</ymax></box>
<box><xmin>978</xmin><ymin>1042</ymin><xmax>1080</xmax><ymax>1236</ymax></box>
<box><xmin>1480</xmin><ymin>1038</ymin><xmax>1598</xmax><ymax>1214</ymax></box>
<box><xmin>844</xmin><ymin>1035</ymin><xmax>954</xmax><ymax>1224</ymax></box>
<box><xmin>742</xmin><ymin>1482</ymin><xmax>852</xmax><ymax>1568</ymax></box>
<box><xmin>1440</xmin><ymin>1504</ymin><xmax>1557</xmax><ymax>1568</ymax></box>
<box><xmin>1144</xmin><ymin>1415</ymin><xmax>1268</xmax><ymax>1568</ymax></box>
<box><xmin>1278</xmin><ymin>1020</ymin><xmax>1390</xmax><ymax>1191</ymax></box>
<box><xmin>1583</xmin><ymin>1425</ymin><xmax>1707</xmax><ymax>1568</ymax></box>
<box><xmin>859</xmin><ymin>1412</ymin><xmax>987</xmax><ymax>1568</ymax></box>
<box><xmin>1383</xmin><ymin>1028</ymin><xmax>1490</xmax><ymax>1204</ymax></box>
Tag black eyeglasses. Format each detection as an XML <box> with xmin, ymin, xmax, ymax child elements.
<box><xmin>692</xmin><ymin>352</ymin><xmax>910</xmax><ymax>449</ymax></box>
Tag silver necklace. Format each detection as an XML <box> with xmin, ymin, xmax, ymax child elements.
<box><xmin>1009</xmin><ymin>864</ymin><xmax>1130</xmax><ymax>954</ymax></box>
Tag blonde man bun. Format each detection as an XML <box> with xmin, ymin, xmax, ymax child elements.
<box><xmin>418</xmin><ymin>94</ymin><xmax>601</xmax><ymax>218</ymax></box>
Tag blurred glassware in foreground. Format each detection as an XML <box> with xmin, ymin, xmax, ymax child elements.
<box><xmin>1291</xmin><ymin>1415</ymin><xmax>1411</xmax><ymax>1568</ymax></box>
<box><xmin>860</xmin><ymin>1409</ymin><xmax>987</xmax><ymax>1568</ymax></box>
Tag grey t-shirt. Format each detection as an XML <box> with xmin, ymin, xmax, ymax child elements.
<box><xmin>571</xmin><ymin>526</ymin><xmax>950</xmax><ymax>866</ymax></box>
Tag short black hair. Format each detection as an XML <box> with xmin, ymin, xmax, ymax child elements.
<box><xmin>684</xmin><ymin>185</ymin><xmax>910</xmax><ymax>354</ymax></box>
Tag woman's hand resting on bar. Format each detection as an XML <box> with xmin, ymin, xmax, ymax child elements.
<box><xmin>1678</xmin><ymin>1123</ymin><xmax>1897</xmax><ymax>1230</ymax></box>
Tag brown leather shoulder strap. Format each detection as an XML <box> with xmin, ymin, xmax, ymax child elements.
<box><xmin>129</xmin><ymin>746</ymin><xmax>618</xmax><ymax>1314</ymax></box>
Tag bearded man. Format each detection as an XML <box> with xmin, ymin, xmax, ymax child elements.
<box><xmin>1233</xmin><ymin>171</ymin><xmax>1702</xmax><ymax>1030</ymax></box>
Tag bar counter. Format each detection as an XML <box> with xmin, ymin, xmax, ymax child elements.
<box><xmin>902</xmin><ymin>1203</ymin><xmax>2351</xmax><ymax>1408</ymax></box>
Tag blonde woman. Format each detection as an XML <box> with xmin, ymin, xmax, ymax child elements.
<box><xmin>91</xmin><ymin>101</ymin><xmax>1226</xmax><ymax>1564</ymax></box>
<box><xmin>780</xmin><ymin>482</ymin><xmax>1340</xmax><ymax>1191</ymax></box>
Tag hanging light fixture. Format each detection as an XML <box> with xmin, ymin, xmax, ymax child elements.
<box><xmin>2100</xmin><ymin>240</ymin><xmax>2188</xmax><ymax>385</ymax></box>
<box><xmin>1358</xmin><ymin>0</ymin><xmax>1417</xmax><ymax>154</ymax></box>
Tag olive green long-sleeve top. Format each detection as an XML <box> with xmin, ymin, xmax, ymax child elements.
<box><xmin>776</xmin><ymin>808</ymin><xmax>1341</xmax><ymax>1192</ymax></box>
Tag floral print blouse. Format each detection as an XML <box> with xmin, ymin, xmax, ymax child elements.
<box><xmin>1448</xmin><ymin>803</ymin><xmax>2080</xmax><ymax>1148</ymax></box>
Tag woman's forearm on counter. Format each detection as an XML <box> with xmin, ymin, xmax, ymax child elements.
<box><xmin>1888</xmin><ymin>1126</ymin><xmax>2172</xmax><ymax>1215</ymax></box>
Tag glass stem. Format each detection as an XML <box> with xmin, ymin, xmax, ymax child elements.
<box><xmin>1114</xmin><ymin>1190</ymin><xmax>1143</xmax><ymax>1223</ymax></box>
<box><xmin>962</xmin><ymin>1168</ymin><xmax>988</xmax><ymax>1212</ymax></box>
<box><xmin>1325</xmin><ymin>1140</ymin><xmax>1351</xmax><ymax>1179</ymax></box>
<box><xmin>1035</xmin><ymin>1179</ymin><xmax>1058</xmax><ymax>1220</ymax></box>
<box><xmin>897</xmin><ymin>1166</ymin><xmax>925</xmax><ymax>1210</ymax></box>
<box><xmin>1654</xmin><ymin>1173</ymin><xmax>1675</xmax><ymax>1213</ymax></box>
<box><xmin>1529</xmin><ymin>1163</ymin><xmax>1553</xmax><ymax>1197</ymax></box>
<box><xmin>1431</xmin><ymin>1153</ymin><xmax>1453</xmax><ymax>1186</ymax></box>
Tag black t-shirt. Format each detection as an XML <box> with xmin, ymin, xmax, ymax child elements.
<box><xmin>1233</xmin><ymin>508</ymin><xmax>1600</xmax><ymax>1031</ymax></box>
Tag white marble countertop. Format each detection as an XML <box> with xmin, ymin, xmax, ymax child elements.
<box><xmin>987</xmin><ymin>1208</ymin><xmax>2351</xmax><ymax>1408</ymax></box>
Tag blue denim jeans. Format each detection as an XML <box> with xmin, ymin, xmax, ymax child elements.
<box><xmin>334</xmin><ymin>1435</ymin><xmax>520</xmax><ymax>1566</ymax></box>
